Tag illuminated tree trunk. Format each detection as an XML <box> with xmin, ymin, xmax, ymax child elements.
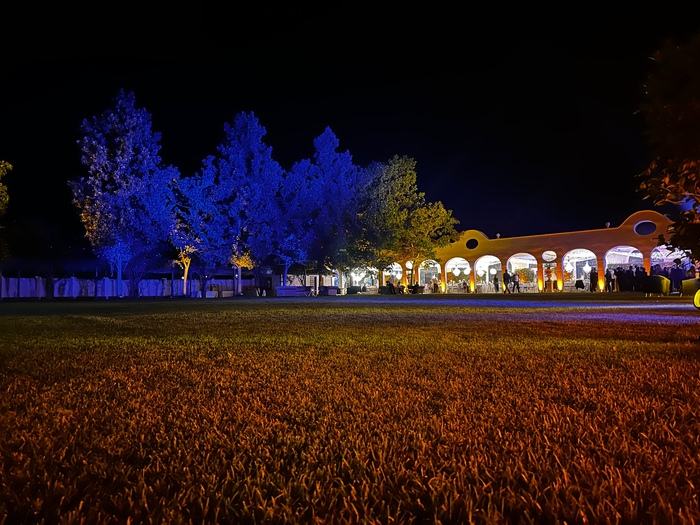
<box><xmin>181</xmin><ymin>257</ymin><xmax>191</xmax><ymax>297</ymax></box>
<box><xmin>282</xmin><ymin>262</ymin><xmax>289</xmax><ymax>288</ymax></box>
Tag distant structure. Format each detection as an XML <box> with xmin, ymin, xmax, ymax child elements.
<box><xmin>373</xmin><ymin>210</ymin><xmax>689</xmax><ymax>293</ymax></box>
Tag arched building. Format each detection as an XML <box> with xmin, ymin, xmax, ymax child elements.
<box><xmin>385</xmin><ymin>210</ymin><xmax>681</xmax><ymax>293</ymax></box>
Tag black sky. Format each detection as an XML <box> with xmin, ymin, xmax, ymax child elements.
<box><xmin>1</xmin><ymin>6</ymin><xmax>698</xmax><ymax>259</ymax></box>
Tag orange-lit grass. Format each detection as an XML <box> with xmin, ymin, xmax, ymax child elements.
<box><xmin>0</xmin><ymin>299</ymin><xmax>698</xmax><ymax>522</ymax></box>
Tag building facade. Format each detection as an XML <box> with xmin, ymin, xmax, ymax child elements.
<box><xmin>379</xmin><ymin>210</ymin><xmax>686</xmax><ymax>293</ymax></box>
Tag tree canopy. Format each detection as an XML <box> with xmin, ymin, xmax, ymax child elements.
<box><xmin>72</xmin><ymin>92</ymin><xmax>462</xmax><ymax>290</ymax></box>
<box><xmin>71</xmin><ymin>90</ymin><xmax>178</xmax><ymax>295</ymax></box>
<box><xmin>640</xmin><ymin>34</ymin><xmax>700</xmax><ymax>259</ymax></box>
<box><xmin>362</xmin><ymin>156</ymin><xmax>459</xmax><ymax>271</ymax></box>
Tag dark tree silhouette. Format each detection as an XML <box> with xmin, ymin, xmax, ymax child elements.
<box><xmin>640</xmin><ymin>34</ymin><xmax>700</xmax><ymax>260</ymax></box>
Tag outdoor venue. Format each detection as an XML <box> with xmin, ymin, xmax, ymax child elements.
<box><xmin>3</xmin><ymin>210</ymin><xmax>698</xmax><ymax>300</ymax></box>
<box><xmin>371</xmin><ymin>210</ymin><xmax>697</xmax><ymax>294</ymax></box>
<box><xmin>2</xmin><ymin>6</ymin><xmax>700</xmax><ymax>524</ymax></box>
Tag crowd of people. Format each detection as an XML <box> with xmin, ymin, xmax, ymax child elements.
<box><xmin>603</xmin><ymin>265</ymin><xmax>647</xmax><ymax>292</ymax></box>
<box><xmin>651</xmin><ymin>260</ymin><xmax>697</xmax><ymax>293</ymax></box>
<box><xmin>384</xmin><ymin>276</ymin><xmax>443</xmax><ymax>294</ymax></box>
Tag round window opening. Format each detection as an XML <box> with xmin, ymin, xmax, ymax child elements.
<box><xmin>542</xmin><ymin>250</ymin><xmax>557</xmax><ymax>262</ymax></box>
<box><xmin>466</xmin><ymin>238</ymin><xmax>479</xmax><ymax>250</ymax></box>
<box><xmin>634</xmin><ymin>220</ymin><xmax>657</xmax><ymax>236</ymax></box>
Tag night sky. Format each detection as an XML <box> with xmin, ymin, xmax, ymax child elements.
<box><xmin>1</xmin><ymin>6</ymin><xmax>698</xmax><ymax>260</ymax></box>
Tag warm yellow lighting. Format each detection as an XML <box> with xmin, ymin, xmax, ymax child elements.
<box><xmin>557</xmin><ymin>281</ymin><xmax>563</xmax><ymax>291</ymax></box>
<box><xmin>598</xmin><ymin>279</ymin><xmax>605</xmax><ymax>291</ymax></box>
<box><xmin>537</xmin><ymin>279</ymin><xmax>543</xmax><ymax>291</ymax></box>
<box><xmin>469</xmin><ymin>282</ymin><xmax>475</xmax><ymax>292</ymax></box>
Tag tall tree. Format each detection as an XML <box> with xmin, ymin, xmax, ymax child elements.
<box><xmin>171</xmin><ymin>156</ymin><xmax>239</xmax><ymax>295</ymax></box>
<box><xmin>640</xmin><ymin>34</ymin><xmax>700</xmax><ymax>259</ymax></box>
<box><xmin>301</xmin><ymin>127</ymin><xmax>367</xmax><ymax>275</ymax></box>
<box><xmin>364</xmin><ymin>156</ymin><xmax>459</xmax><ymax>276</ymax></box>
<box><xmin>71</xmin><ymin>90</ymin><xmax>177</xmax><ymax>297</ymax></box>
<box><xmin>269</xmin><ymin>158</ymin><xmax>317</xmax><ymax>285</ymax></box>
<box><xmin>212</xmin><ymin>112</ymin><xmax>284</xmax><ymax>281</ymax></box>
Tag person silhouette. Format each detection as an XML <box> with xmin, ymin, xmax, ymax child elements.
<box><xmin>511</xmin><ymin>272</ymin><xmax>520</xmax><ymax>293</ymax></box>
<box><xmin>589</xmin><ymin>267</ymin><xmax>598</xmax><ymax>292</ymax></box>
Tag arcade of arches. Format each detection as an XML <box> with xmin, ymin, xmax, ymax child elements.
<box><xmin>368</xmin><ymin>211</ymin><xmax>695</xmax><ymax>293</ymax></box>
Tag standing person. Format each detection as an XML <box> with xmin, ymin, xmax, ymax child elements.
<box><xmin>589</xmin><ymin>267</ymin><xmax>598</xmax><ymax>292</ymax></box>
<box><xmin>502</xmin><ymin>269</ymin><xmax>512</xmax><ymax>293</ymax></box>
<box><xmin>670</xmin><ymin>261</ymin><xmax>684</xmax><ymax>294</ymax></box>
<box><xmin>511</xmin><ymin>271</ymin><xmax>520</xmax><ymax>293</ymax></box>
<box><xmin>386</xmin><ymin>278</ymin><xmax>396</xmax><ymax>294</ymax></box>
<box><xmin>492</xmin><ymin>273</ymin><xmax>500</xmax><ymax>293</ymax></box>
<box><xmin>605</xmin><ymin>268</ymin><xmax>614</xmax><ymax>292</ymax></box>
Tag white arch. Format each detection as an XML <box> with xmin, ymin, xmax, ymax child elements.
<box><xmin>562</xmin><ymin>248</ymin><xmax>598</xmax><ymax>292</ymax></box>
<box><xmin>349</xmin><ymin>267</ymin><xmax>379</xmax><ymax>289</ymax></box>
<box><xmin>475</xmin><ymin>255</ymin><xmax>502</xmax><ymax>293</ymax></box>
<box><xmin>651</xmin><ymin>246</ymin><xmax>691</xmax><ymax>272</ymax></box>
<box><xmin>445</xmin><ymin>257</ymin><xmax>471</xmax><ymax>276</ymax></box>
<box><xmin>605</xmin><ymin>246</ymin><xmax>643</xmax><ymax>270</ymax></box>
<box><xmin>383</xmin><ymin>263</ymin><xmax>402</xmax><ymax>283</ymax></box>
<box><xmin>506</xmin><ymin>253</ymin><xmax>538</xmax><ymax>293</ymax></box>
<box><xmin>445</xmin><ymin>257</ymin><xmax>471</xmax><ymax>293</ymax></box>
<box><xmin>418</xmin><ymin>259</ymin><xmax>441</xmax><ymax>287</ymax></box>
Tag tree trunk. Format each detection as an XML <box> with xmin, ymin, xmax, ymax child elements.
<box><xmin>116</xmin><ymin>255</ymin><xmax>123</xmax><ymax>298</ymax></box>
<box><xmin>182</xmin><ymin>258</ymin><xmax>191</xmax><ymax>297</ymax></box>
<box><xmin>283</xmin><ymin>262</ymin><xmax>289</xmax><ymax>288</ymax></box>
<box><xmin>236</xmin><ymin>266</ymin><xmax>242</xmax><ymax>295</ymax></box>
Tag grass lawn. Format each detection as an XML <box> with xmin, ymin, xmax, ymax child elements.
<box><xmin>0</xmin><ymin>296</ymin><xmax>698</xmax><ymax>522</ymax></box>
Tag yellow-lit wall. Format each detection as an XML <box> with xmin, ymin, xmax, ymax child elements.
<box><xmin>402</xmin><ymin>210</ymin><xmax>674</xmax><ymax>293</ymax></box>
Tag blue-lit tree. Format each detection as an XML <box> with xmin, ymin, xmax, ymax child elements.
<box><xmin>266</xmin><ymin>158</ymin><xmax>316</xmax><ymax>285</ymax></box>
<box><xmin>303</xmin><ymin>127</ymin><xmax>368</xmax><ymax>278</ymax></box>
<box><xmin>71</xmin><ymin>90</ymin><xmax>177</xmax><ymax>297</ymax></box>
<box><xmin>209</xmin><ymin>112</ymin><xmax>284</xmax><ymax>287</ymax></box>
<box><xmin>171</xmin><ymin>156</ymin><xmax>241</xmax><ymax>296</ymax></box>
